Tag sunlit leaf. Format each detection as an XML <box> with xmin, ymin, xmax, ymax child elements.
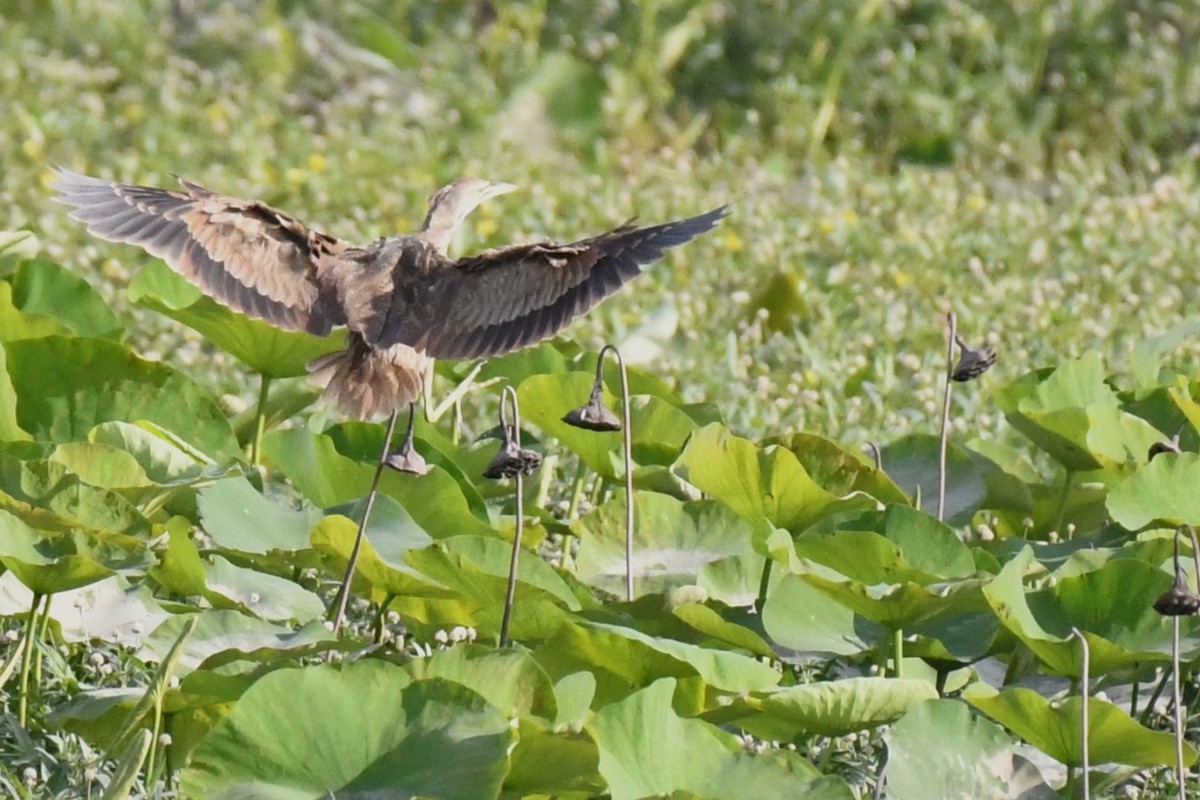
<box><xmin>588</xmin><ymin>678</ymin><xmax>854</xmax><ymax>800</ymax></box>
<box><xmin>181</xmin><ymin>662</ymin><xmax>512</xmax><ymax>799</ymax></box>
<box><xmin>965</xmin><ymin>684</ymin><xmax>1196</xmax><ymax>767</ymax></box>
<box><xmin>4</xmin><ymin>336</ymin><xmax>239</xmax><ymax>458</ymax></box>
<box><xmin>140</xmin><ymin>611</ymin><xmax>335</xmax><ymax>676</ymax></box>
<box><xmin>885</xmin><ymin>699</ymin><xmax>1054</xmax><ymax>800</ymax></box>
<box><xmin>128</xmin><ymin>260</ymin><xmax>343</xmax><ymax>378</ymax></box>
<box><xmin>574</xmin><ymin>493</ymin><xmax>755</xmax><ymax>598</ymax></box>
<box><xmin>12</xmin><ymin>258</ymin><xmax>122</xmax><ymax>339</ymax></box>
<box><xmin>1107</xmin><ymin>452</ymin><xmax>1200</xmax><ymax>529</ymax></box>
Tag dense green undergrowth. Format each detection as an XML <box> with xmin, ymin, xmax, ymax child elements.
<box><xmin>6</xmin><ymin>1</ymin><xmax>1200</xmax><ymax>798</ymax></box>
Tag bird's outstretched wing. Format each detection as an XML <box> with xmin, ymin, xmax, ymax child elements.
<box><xmin>385</xmin><ymin>206</ymin><xmax>726</xmax><ymax>359</ymax></box>
<box><xmin>52</xmin><ymin>168</ymin><xmax>347</xmax><ymax>335</ymax></box>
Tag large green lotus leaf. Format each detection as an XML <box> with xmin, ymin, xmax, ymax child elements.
<box><xmin>885</xmin><ymin>699</ymin><xmax>1054</xmax><ymax>800</ymax></box>
<box><xmin>0</xmin><ymin>455</ymin><xmax>152</xmax><ymax>537</ymax></box>
<box><xmin>436</xmin><ymin>534</ymin><xmax>584</xmax><ymax>611</ymax></box>
<box><xmin>670</xmin><ymin>602</ymin><xmax>775</xmax><ymax>659</ymax></box>
<box><xmin>1107</xmin><ymin>452</ymin><xmax>1200</xmax><ymax>530</ymax></box>
<box><xmin>506</xmin><ymin>717</ymin><xmax>604</xmax><ymax>797</ymax></box>
<box><xmin>880</xmin><ymin>434</ymin><xmax>1033</xmax><ymax>526</ymax></box>
<box><xmin>736</xmin><ymin>677</ymin><xmax>938</xmax><ymax>739</ymax></box>
<box><xmin>48</xmin><ymin>442</ymin><xmax>151</xmax><ymax>489</ymax></box>
<box><xmin>964</xmin><ymin>684</ymin><xmax>1196</xmax><ymax>767</ymax></box>
<box><xmin>905</xmin><ymin>610</ymin><xmax>1000</xmax><ymax>664</ymax></box>
<box><xmin>0</xmin><ymin>572</ymin><xmax>168</xmax><ymax>646</ymax></box>
<box><xmin>0</xmin><ymin>343</ymin><xmax>30</xmax><ymax>441</ymax></box>
<box><xmin>148</xmin><ymin>517</ymin><xmax>209</xmax><ymax>597</ymax></box>
<box><xmin>534</xmin><ymin>620</ymin><xmax>779</xmax><ymax>707</ymax></box>
<box><xmin>12</xmin><ymin>258</ymin><xmax>122</xmax><ymax>339</ymax></box>
<box><xmin>574</xmin><ymin>493</ymin><xmax>755</xmax><ymax>598</ymax></box>
<box><xmin>181</xmin><ymin>662</ymin><xmax>512</xmax><ymax>799</ymax></box>
<box><xmin>982</xmin><ymin>547</ymin><xmax>1194</xmax><ymax>676</ymax></box>
<box><xmin>881</xmin><ymin>504</ymin><xmax>977</xmax><ymax>579</ymax></box>
<box><xmin>0</xmin><ymin>509</ymin><xmax>152</xmax><ymax>595</ymax></box>
<box><xmin>697</xmin><ymin>552</ymin><xmax>766</xmax><ymax>607</ymax></box>
<box><xmin>476</xmin><ymin>339</ymin><xmax>576</xmax><ymax>384</ymax></box>
<box><xmin>405</xmin><ymin>644</ymin><xmax>557</xmax><ymax>719</ymax></box>
<box><xmin>588</xmin><ymin>678</ymin><xmax>854</xmax><ymax>800</ymax></box>
<box><xmin>678</xmin><ymin>423</ymin><xmax>873</xmax><ymax>534</ymax></box>
<box><xmin>996</xmin><ymin>353</ymin><xmax>1164</xmax><ymax>471</ymax></box>
<box><xmin>203</xmin><ymin>556</ymin><xmax>325</xmax><ymax>623</ymax></box>
<box><xmin>518</xmin><ymin>372</ymin><xmax>697</xmax><ymax>479</ymax></box>
<box><xmin>309</xmin><ymin>507</ymin><xmax>445</xmax><ymax>602</ymax></box>
<box><xmin>324</xmin><ymin>420</ymin><xmax>488</xmax><ymax>520</ymax></box>
<box><xmin>197</xmin><ymin>477</ymin><xmax>322</xmax><ymax>555</ymax></box>
<box><xmin>761</xmin><ymin>573</ymin><xmax>877</xmax><ymax>657</ymax></box>
<box><xmin>50</xmin><ymin>686</ymin><xmax>145</xmax><ymax>747</ymax></box>
<box><xmin>140</xmin><ymin>611</ymin><xmax>335</xmax><ymax>676</ymax></box>
<box><xmin>0</xmin><ymin>280</ymin><xmax>67</xmax><ymax>341</ymax></box>
<box><xmin>89</xmin><ymin>421</ymin><xmax>214</xmax><ymax>484</ymax></box>
<box><xmin>795</xmin><ymin>537</ymin><xmax>990</xmax><ymax>628</ymax></box>
<box><xmin>398</xmin><ymin>541</ymin><xmax>577</xmax><ymax>640</ymax></box>
<box><xmin>768</xmin><ymin>431</ymin><xmax>909</xmax><ymax>504</ymax></box>
<box><xmin>4</xmin><ymin>336</ymin><xmax>238</xmax><ymax>458</ymax></box>
<box><xmin>128</xmin><ymin>260</ymin><xmax>344</xmax><ymax>378</ymax></box>
<box><xmin>263</xmin><ymin>428</ymin><xmax>492</xmax><ymax>537</ymax></box>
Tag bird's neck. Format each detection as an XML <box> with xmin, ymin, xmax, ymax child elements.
<box><xmin>418</xmin><ymin>208</ymin><xmax>463</xmax><ymax>255</ymax></box>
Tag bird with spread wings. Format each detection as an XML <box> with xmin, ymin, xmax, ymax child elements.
<box><xmin>53</xmin><ymin>169</ymin><xmax>724</xmax><ymax>422</ymax></box>
<box><xmin>54</xmin><ymin>168</ymin><xmax>724</xmax><ymax>632</ymax></box>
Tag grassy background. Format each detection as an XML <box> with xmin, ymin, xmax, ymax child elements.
<box><xmin>4</xmin><ymin>0</ymin><xmax>1200</xmax><ymax>450</ymax></box>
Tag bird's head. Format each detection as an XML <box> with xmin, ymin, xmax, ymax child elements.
<box><xmin>421</xmin><ymin>178</ymin><xmax>517</xmax><ymax>250</ymax></box>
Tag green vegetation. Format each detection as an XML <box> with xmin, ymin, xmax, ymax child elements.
<box><xmin>3</xmin><ymin>1</ymin><xmax>1200</xmax><ymax>797</ymax></box>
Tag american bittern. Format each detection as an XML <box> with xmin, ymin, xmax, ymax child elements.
<box><xmin>54</xmin><ymin>168</ymin><xmax>723</xmax><ymax>632</ymax></box>
<box><xmin>53</xmin><ymin>169</ymin><xmax>723</xmax><ymax>419</ymax></box>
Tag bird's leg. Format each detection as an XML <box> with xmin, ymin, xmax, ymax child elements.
<box><xmin>426</xmin><ymin>360</ymin><xmax>486</xmax><ymax>423</ymax></box>
<box><xmin>329</xmin><ymin>407</ymin><xmax>400</xmax><ymax>636</ymax></box>
<box><xmin>384</xmin><ymin>403</ymin><xmax>428</xmax><ymax>475</ymax></box>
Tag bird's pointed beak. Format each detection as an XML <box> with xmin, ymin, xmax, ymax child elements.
<box><xmin>481</xmin><ymin>181</ymin><xmax>519</xmax><ymax>202</ymax></box>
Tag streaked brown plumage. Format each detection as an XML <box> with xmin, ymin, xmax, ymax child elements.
<box><xmin>52</xmin><ymin>168</ymin><xmax>725</xmax><ymax>419</ymax></box>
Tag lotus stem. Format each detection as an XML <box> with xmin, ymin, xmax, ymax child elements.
<box><xmin>1173</xmin><ymin>615</ymin><xmax>1186</xmax><ymax>800</ymax></box>
<box><xmin>597</xmin><ymin>345</ymin><xmax>635</xmax><ymax>602</ymax></box>
<box><xmin>17</xmin><ymin>591</ymin><xmax>44</xmax><ymax>728</ymax></box>
<box><xmin>32</xmin><ymin>593</ymin><xmax>51</xmax><ymax>704</ymax></box>
<box><xmin>936</xmin><ymin>311</ymin><xmax>956</xmax><ymax>522</ymax></box>
<box><xmin>330</xmin><ymin>408</ymin><xmax>400</xmax><ymax>636</ymax></box>
<box><xmin>250</xmin><ymin>373</ymin><xmax>271</xmax><ymax>467</ymax></box>
<box><xmin>1070</xmin><ymin>627</ymin><xmax>1090</xmax><ymax>800</ymax></box>
<box><xmin>893</xmin><ymin>627</ymin><xmax>904</xmax><ymax>679</ymax></box>
<box><xmin>499</xmin><ymin>386</ymin><xmax>524</xmax><ymax>647</ymax></box>
<box><xmin>755</xmin><ymin>559</ymin><xmax>772</xmax><ymax>615</ymax></box>
<box><xmin>566</xmin><ymin>460</ymin><xmax>587</xmax><ymax>521</ymax></box>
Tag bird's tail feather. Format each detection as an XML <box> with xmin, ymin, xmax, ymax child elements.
<box><xmin>307</xmin><ymin>334</ymin><xmax>430</xmax><ymax>420</ymax></box>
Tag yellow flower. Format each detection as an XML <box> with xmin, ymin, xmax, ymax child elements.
<box><xmin>966</xmin><ymin>193</ymin><xmax>986</xmax><ymax>211</ymax></box>
<box><xmin>21</xmin><ymin>138</ymin><xmax>43</xmax><ymax>160</ymax></box>
<box><xmin>819</xmin><ymin>218</ymin><xmax>836</xmax><ymax>234</ymax></box>
<box><xmin>306</xmin><ymin>153</ymin><xmax>327</xmax><ymax>173</ymax></box>
<box><xmin>722</xmin><ymin>231</ymin><xmax>744</xmax><ymax>252</ymax></box>
<box><xmin>285</xmin><ymin>167</ymin><xmax>306</xmax><ymax>185</ymax></box>
<box><xmin>841</xmin><ymin>209</ymin><xmax>858</xmax><ymax>225</ymax></box>
<box><xmin>121</xmin><ymin>103</ymin><xmax>146</xmax><ymax>124</ymax></box>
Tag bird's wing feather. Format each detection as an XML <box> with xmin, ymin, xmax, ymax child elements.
<box><xmin>393</xmin><ymin>206</ymin><xmax>725</xmax><ymax>359</ymax></box>
<box><xmin>52</xmin><ymin>168</ymin><xmax>347</xmax><ymax>335</ymax></box>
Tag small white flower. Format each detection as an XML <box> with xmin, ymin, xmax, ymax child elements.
<box><xmin>449</xmin><ymin>626</ymin><xmax>470</xmax><ymax>643</ymax></box>
<box><xmin>4</xmin><ymin>629</ymin><xmax>18</xmax><ymax>642</ymax></box>
<box><xmin>89</xmin><ymin>652</ymin><xmax>106</xmax><ymax>666</ymax></box>
<box><xmin>22</xmin><ymin>766</ymin><xmax>37</xmax><ymax>786</ymax></box>
<box><xmin>158</xmin><ymin>733</ymin><xmax>173</xmax><ymax>747</ymax></box>
<box><xmin>434</xmin><ymin>629</ymin><xmax>449</xmax><ymax>644</ymax></box>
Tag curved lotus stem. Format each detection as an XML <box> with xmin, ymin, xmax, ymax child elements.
<box><xmin>936</xmin><ymin>312</ymin><xmax>956</xmax><ymax>522</ymax></box>
<box><xmin>600</xmin><ymin>345</ymin><xmax>635</xmax><ymax>602</ymax></box>
<box><xmin>1070</xmin><ymin>627</ymin><xmax>1090</xmax><ymax>800</ymax></box>
<box><xmin>498</xmin><ymin>386</ymin><xmax>525</xmax><ymax>647</ymax></box>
